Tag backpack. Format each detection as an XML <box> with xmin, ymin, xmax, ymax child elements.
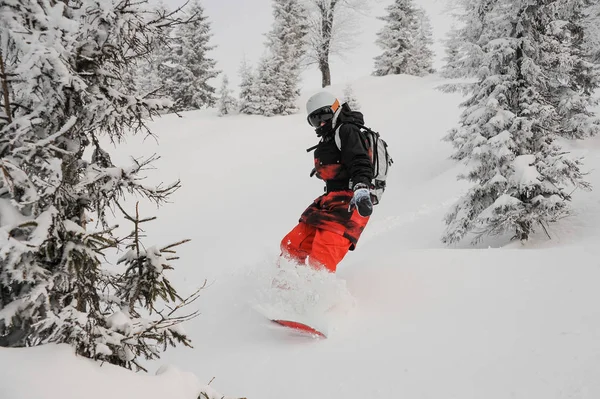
<box><xmin>333</xmin><ymin>123</ymin><xmax>393</xmax><ymax>205</ymax></box>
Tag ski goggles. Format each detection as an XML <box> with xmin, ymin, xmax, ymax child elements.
<box><xmin>307</xmin><ymin>106</ymin><xmax>334</xmax><ymax>128</ymax></box>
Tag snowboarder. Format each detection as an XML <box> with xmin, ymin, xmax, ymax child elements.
<box><xmin>279</xmin><ymin>91</ymin><xmax>374</xmax><ymax>273</ymax></box>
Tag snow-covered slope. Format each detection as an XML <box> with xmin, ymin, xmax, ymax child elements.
<box><xmin>0</xmin><ymin>344</ymin><xmax>233</xmax><ymax>399</ymax></box>
<box><xmin>2</xmin><ymin>74</ymin><xmax>600</xmax><ymax>399</ymax></box>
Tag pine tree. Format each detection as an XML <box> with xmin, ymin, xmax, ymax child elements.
<box><xmin>217</xmin><ymin>75</ymin><xmax>237</xmax><ymax>116</ymax></box>
<box><xmin>373</xmin><ymin>0</ymin><xmax>433</xmax><ymax>77</ymax></box>
<box><xmin>440</xmin><ymin>25</ymin><xmax>464</xmax><ymax>78</ymax></box>
<box><xmin>168</xmin><ymin>0</ymin><xmax>220</xmax><ymax>111</ymax></box>
<box><xmin>544</xmin><ymin>0</ymin><xmax>600</xmax><ymax>139</ymax></box>
<box><xmin>439</xmin><ymin>0</ymin><xmax>502</xmax><ymax>81</ymax></box>
<box><xmin>238</xmin><ymin>57</ymin><xmax>260</xmax><ymax>115</ymax></box>
<box><xmin>134</xmin><ymin>2</ymin><xmax>176</xmax><ymax>99</ymax></box>
<box><xmin>343</xmin><ymin>83</ymin><xmax>361</xmax><ymax>110</ymax></box>
<box><xmin>412</xmin><ymin>7</ymin><xmax>435</xmax><ymax>74</ymax></box>
<box><xmin>254</xmin><ymin>0</ymin><xmax>309</xmax><ymax>116</ymax></box>
<box><xmin>254</xmin><ymin>55</ymin><xmax>282</xmax><ymax>116</ymax></box>
<box><xmin>442</xmin><ymin>0</ymin><xmax>594</xmax><ymax>245</ymax></box>
<box><xmin>0</xmin><ymin>0</ymin><xmax>200</xmax><ymax>370</ymax></box>
<box><xmin>444</xmin><ymin>0</ymin><xmax>599</xmax><ymax>137</ymax></box>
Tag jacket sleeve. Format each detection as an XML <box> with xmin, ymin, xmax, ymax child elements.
<box><xmin>338</xmin><ymin>124</ymin><xmax>373</xmax><ymax>188</ymax></box>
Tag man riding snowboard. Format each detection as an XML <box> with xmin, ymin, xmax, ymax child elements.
<box><xmin>279</xmin><ymin>91</ymin><xmax>374</xmax><ymax>273</ymax></box>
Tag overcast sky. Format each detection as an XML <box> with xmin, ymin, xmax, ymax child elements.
<box><xmin>158</xmin><ymin>0</ymin><xmax>455</xmax><ymax>93</ymax></box>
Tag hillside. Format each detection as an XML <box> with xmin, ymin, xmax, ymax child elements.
<box><xmin>2</xmin><ymin>74</ymin><xmax>600</xmax><ymax>399</ymax></box>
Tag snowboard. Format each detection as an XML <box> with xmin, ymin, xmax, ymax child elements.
<box><xmin>254</xmin><ymin>304</ymin><xmax>328</xmax><ymax>338</ymax></box>
<box><xmin>270</xmin><ymin>319</ymin><xmax>327</xmax><ymax>339</ymax></box>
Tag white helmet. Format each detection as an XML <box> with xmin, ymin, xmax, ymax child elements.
<box><xmin>306</xmin><ymin>91</ymin><xmax>341</xmax><ymax>128</ymax></box>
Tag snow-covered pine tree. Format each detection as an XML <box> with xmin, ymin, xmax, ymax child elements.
<box><xmin>134</xmin><ymin>2</ymin><xmax>176</xmax><ymax>99</ymax></box>
<box><xmin>412</xmin><ymin>7</ymin><xmax>435</xmax><ymax>75</ymax></box>
<box><xmin>439</xmin><ymin>0</ymin><xmax>502</xmax><ymax>81</ymax></box>
<box><xmin>438</xmin><ymin>0</ymin><xmax>471</xmax><ymax>78</ymax></box>
<box><xmin>444</xmin><ymin>0</ymin><xmax>599</xmax><ymax>137</ymax></box>
<box><xmin>217</xmin><ymin>75</ymin><xmax>237</xmax><ymax>116</ymax></box>
<box><xmin>254</xmin><ymin>0</ymin><xmax>309</xmax><ymax>116</ymax></box>
<box><xmin>254</xmin><ymin>54</ymin><xmax>282</xmax><ymax>117</ymax></box>
<box><xmin>343</xmin><ymin>82</ymin><xmax>361</xmax><ymax>110</ymax></box>
<box><xmin>442</xmin><ymin>0</ymin><xmax>592</xmax><ymax>245</ymax></box>
<box><xmin>373</xmin><ymin>0</ymin><xmax>433</xmax><ymax>77</ymax></box>
<box><xmin>0</xmin><ymin>0</ymin><xmax>200</xmax><ymax>370</ymax></box>
<box><xmin>168</xmin><ymin>0</ymin><xmax>220</xmax><ymax>111</ymax></box>
<box><xmin>238</xmin><ymin>57</ymin><xmax>261</xmax><ymax>115</ymax></box>
<box><xmin>544</xmin><ymin>0</ymin><xmax>600</xmax><ymax>139</ymax></box>
<box><xmin>108</xmin><ymin>202</ymin><xmax>199</xmax><ymax>370</ymax></box>
<box><xmin>440</xmin><ymin>25</ymin><xmax>464</xmax><ymax>78</ymax></box>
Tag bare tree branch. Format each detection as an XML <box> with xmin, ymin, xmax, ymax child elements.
<box><xmin>303</xmin><ymin>0</ymin><xmax>370</xmax><ymax>86</ymax></box>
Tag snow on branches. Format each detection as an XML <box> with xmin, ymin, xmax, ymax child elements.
<box><xmin>373</xmin><ymin>0</ymin><xmax>434</xmax><ymax>77</ymax></box>
<box><xmin>246</xmin><ymin>0</ymin><xmax>308</xmax><ymax>116</ymax></box>
<box><xmin>133</xmin><ymin>0</ymin><xmax>220</xmax><ymax>111</ymax></box>
<box><xmin>0</xmin><ymin>0</ymin><xmax>201</xmax><ymax>368</ymax></box>
<box><xmin>167</xmin><ymin>0</ymin><xmax>220</xmax><ymax>111</ymax></box>
<box><xmin>217</xmin><ymin>75</ymin><xmax>238</xmax><ymax>116</ymax></box>
<box><xmin>442</xmin><ymin>0</ymin><xmax>596</xmax><ymax>245</ymax></box>
<box><xmin>237</xmin><ymin>57</ymin><xmax>261</xmax><ymax>115</ymax></box>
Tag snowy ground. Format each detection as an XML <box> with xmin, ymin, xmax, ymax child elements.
<box><xmin>2</xmin><ymin>74</ymin><xmax>600</xmax><ymax>399</ymax></box>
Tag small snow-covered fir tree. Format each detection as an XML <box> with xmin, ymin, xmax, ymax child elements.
<box><xmin>217</xmin><ymin>75</ymin><xmax>237</xmax><ymax>116</ymax></box>
<box><xmin>343</xmin><ymin>83</ymin><xmax>361</xmax><ymax>110</ymax></box>
<box><xmin>254</xmin><ymin>55</ymin><xmax>282</xmax><ymax>117</ymax></box>
<box><xmin>238</xmin><ymin>57</ymin><xmax>261</xmax><ymax>115</ymax></box>
<box><xmin>442</xmin><ymin>0</ymin><xmax>593</xmax><ymax>245</ymax></box>
<box><xmin>441</xmin><ymin>25</ymin><xmax>464</xmax><ymax>78</ymax></box>
<box><xmin>168</xmin><ymin>0</ymin><xmax>220</xmax><ymax>111</ymax></box>
<box><xmin>134</xmin><ymin>2</ymin><xmax>176</xmax><ymax>98</ymax></box>
<box><xmin>0</xmin><ymin>0</ymin><xmax>200</xmax><ymax>370</ymax></box>
<box><xmin>254</xmin><ymin>0</ymin><xmax>308</xmax><ymax>116</ymax></box>
<box><xmin>373</xmin><ymin>0</ymin><xmax>433</xmax><ymax>77</ymax></box>
<box><xmin>412</xmin><ymin>7</ymin><xmax>435</xmax><ymax>74</ymax></box>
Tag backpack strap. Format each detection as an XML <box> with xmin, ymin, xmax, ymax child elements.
<box><xmin>334</xmin><ymin>125</ymin><xmax>342</xmax><ymax>151</ymax></box>
<box><xmin>334</xmin><ymin>123</ymin><xmax>369</xmax><ymax>150</ymax></box>
<box><xmin>336</xmin><ymin>122</ymin><xmax>374</xmax><ymax>150</ymax></box>
<box><xmin>305</xmin><ymin>129</ymin><xmax>340</xmax><ymax>153</ymax></box>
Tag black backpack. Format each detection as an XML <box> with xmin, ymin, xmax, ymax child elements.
<box><xmin>333</xmin><ymin>122</ymin><xmax>393</xmax><ymax>205</ymax></box>
<box><xmin>307</xmin><ymin>106</ymin><xmax>393</xmax><ymax>205</ymax></box>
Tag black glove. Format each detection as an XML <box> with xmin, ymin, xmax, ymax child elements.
<box><xmin>348</xmin><ymin>183</ymin><xmax>373</xmax><ymax>217</ymax></box>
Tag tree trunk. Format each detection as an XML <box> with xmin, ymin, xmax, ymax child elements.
<box><xmin>318</xmin><ymin>1</ymin><xmax>335</xmax><ymax>88</ymax></box>
<box><xmin>319</xmin><ymin>57</ymin><xmax>331</xmax><ymax>88</ymax></box>
<box><xmin>0</xmin><ymin>50</ymin><xmax>12</xmax><ymax>123</ymax></box>
<box><xmin>516</xmin><ymin>221</ymin><xmax>530</xmax><ymax>241</ymax></box>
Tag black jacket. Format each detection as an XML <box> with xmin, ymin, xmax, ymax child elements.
<box><xmin>312</xmin><ymin>104</ymin><xmax>373</xmax><ymax>192</ymax></box>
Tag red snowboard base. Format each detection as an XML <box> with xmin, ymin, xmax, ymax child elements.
<box><xmin>271</xmin><ymin>319</ymin><xmax>327</xmax><ymax>338</ymax></box>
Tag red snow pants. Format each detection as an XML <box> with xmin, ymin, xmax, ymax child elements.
<box><xmin>280</xmin><ymin>222</ymin><xmax>352</xmax><ymax>273</ymax></box>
